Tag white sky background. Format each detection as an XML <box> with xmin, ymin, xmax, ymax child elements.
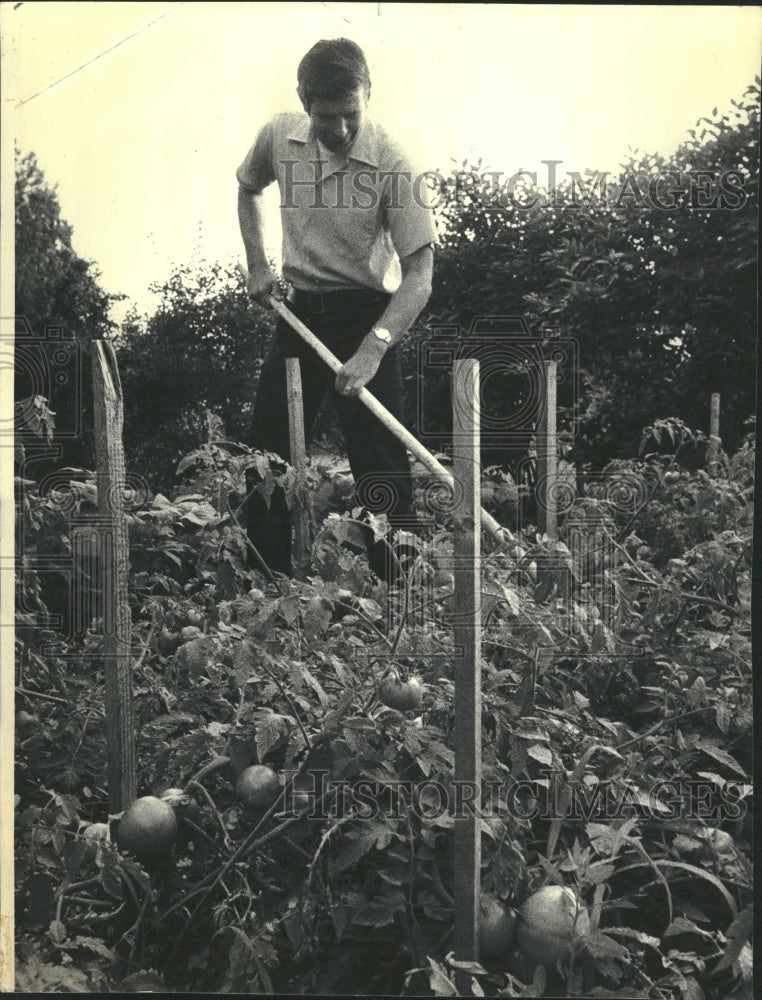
<box><xmin>6</xmin><ymin>2</ymin><xmax>762</xmax><ymax>318</ymax></box>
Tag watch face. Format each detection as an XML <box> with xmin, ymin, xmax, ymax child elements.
<box><xmin>374</xmin><ymin>327</ymin><xmax>392</xmax><ymax>343</ymax></box>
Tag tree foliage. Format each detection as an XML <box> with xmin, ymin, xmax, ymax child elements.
<box><xmin>15</xmin><ymin>150</ymin><xmax>119</xmax><ymax>470</ymax></box>
<box><xmin>418</xmin><ymin>81</ymin><xmax>759</xmax><ymax>466</ymax></box>
<box><xmin>115</xmin><ymin>263</ymin><xmax>275</xmax><ymax>491</ymax></box>
<box><xmin>15</xmin><ymin>150</ymin><xmax>115</xmax><ymax>341</ymax></box>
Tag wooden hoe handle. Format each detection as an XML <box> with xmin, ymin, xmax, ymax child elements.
<box><xmin>238</xmin><ymin>265</ymin><xmax>512</xmax><ymax>545</ymax></box>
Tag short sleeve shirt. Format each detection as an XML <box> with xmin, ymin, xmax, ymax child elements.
<box><xmin>237</xmin><ymin>112</ymin><xmax>437</xmax><ymax>293</ymax></box>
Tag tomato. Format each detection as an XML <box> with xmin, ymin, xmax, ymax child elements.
<box><xmin>236</xmin><ymin>765</ymin><xmax>281</xmax><ymax>809</ymax></box>
<box><xmin>117</xmin><ymin>796</ymin><xmax>178</xmax><ymax>863</ymax></box>
<box><xmin>378</xmin><ymin>675</ymin><xmax>424</xmax><ymax>712</ymax></box>
<box><xmin>515</xmin><ymin>885</ymin><xmax>590</xmax><ymax>966</ymax></box>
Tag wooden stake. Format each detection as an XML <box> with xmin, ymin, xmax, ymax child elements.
<box><xmin>452</xmin><ymin>359</ymin><xmax>482</xmax><ymax>986</ymax></box>
<box><xmin>708</xmin><ymin>393</ymin><xmax>720</xmax><ymax>476</ymax></box>
<box><xmin>535</xmin><ymin>372</ymin><xmax>547</xmax><ymax>531</ymax></box>
<box><xmin>537</xmin><ymin>359</ymin><xmax>558</xmax><ymax>539</ymax></box>
<box><xmin>286</xmin><ymin>358</ymin><xmax>310</xmax><ymax>577</ymax></box>
<box><xmin>92</xmin><ymin>341</ymin><xmax>136</xmax><ymax>820</ymax></box>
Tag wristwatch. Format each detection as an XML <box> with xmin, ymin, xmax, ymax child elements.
<box><xmin>371</xmin><ymin>326</ymin><xmax>392</xmax><ymax>348</ymax></box>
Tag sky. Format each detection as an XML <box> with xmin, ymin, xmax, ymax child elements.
<box><xmin>5</xmin><ymin>2</ymin><xmax>762</xmax><ymax>318</ymax></box>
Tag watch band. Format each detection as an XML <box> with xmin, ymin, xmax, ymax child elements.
<box><xmin>371</xmin><ymin>326</ymin><xmax>392</xmax><ymax>346</ymax></box>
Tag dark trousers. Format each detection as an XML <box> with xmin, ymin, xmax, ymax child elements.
<box><xmin>246</xmin><ymin>288</ymin><xmax>418</xmax><ymax>581</ymax></box>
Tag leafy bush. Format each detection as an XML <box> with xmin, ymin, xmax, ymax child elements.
<box><xmin>115</xmin><ymin>263</ymin><xmax>276</xmax><ymax>493</ymax></box>
<box><xmin>422</xmin><ymin>81</ymin><xmax>759</xmax><ymax>465</ymax></box>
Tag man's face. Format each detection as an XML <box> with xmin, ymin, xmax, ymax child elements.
<box><xmin>303</xmin><ymin>87</ymin><xmax>368</xmax><ymax>155</ymax></box>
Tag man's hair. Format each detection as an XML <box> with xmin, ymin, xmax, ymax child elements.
<box><xmin>297</xmin><ymin>38</ymin><xmax>371</xmax><ymax>106</ymax></box>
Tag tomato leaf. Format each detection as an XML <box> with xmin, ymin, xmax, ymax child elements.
<box><xmin>426</xmin><ymin>958</ymin><xmax>457</xmax><ymax>996</ymax></box>
<box><xmin>716</xmin><ymin>903</ymin><xmax>753</xmax><ymax>970</ymax></box>
<box><xmin>584</xmin><ymin>931</ymin><xmax>629</xmax><ymax>961</ymax></box>
<box><xmin>351</xmin><ymin>889</ymin><xmax>405</xmax><ymax>927</ymax></box>
<box><xmin>692</xmin><ymin>738</ymin><xmax>747</xmax><ymax>778</ymax></box>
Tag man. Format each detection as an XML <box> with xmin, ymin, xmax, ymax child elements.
<box><xmin>237</xmin><ymin>38</ymin><xmax>436</xmax><ymax>582</ymax></box>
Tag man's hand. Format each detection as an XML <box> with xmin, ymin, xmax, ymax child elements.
<box><xmin>238</xmin><ymin>188</ymin><xmax>283</xmax><ymax>309</ymax></box>
<box><xmin>335</xmin><ymin>341</ymin><xmax>384</xmax><ymax>397</ymax></box>
<box><xmin>246</xmin><ymin>266</ymin><xmax>284</xmax><ymax>310</ymax></box>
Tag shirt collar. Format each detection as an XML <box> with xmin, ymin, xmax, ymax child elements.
<box><xmin>286</xmin><ymin>115</ymin><xmax>379</xmax><ymax>168</ymax></box>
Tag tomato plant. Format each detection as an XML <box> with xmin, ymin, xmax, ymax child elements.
<box><xmin>15</xmin><ymin>412</ymin><xmax>753</xmax><ymax>997</ymax></box>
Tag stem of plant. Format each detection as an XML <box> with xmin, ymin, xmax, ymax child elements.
<box><xmin>339</xmin><ymin>602</ymin><xmax>392</xmax><ymax>647</ymax></box>
<box><xmin>389</xmin><ymin>555</ymin><xmax>422</xmax><ymax>658</ymax></box>
<box><xmin>224</xmin><ymin>492</ymin><xmax>281</xmax><ymax>593</ymax></box>
<box><xmin>184</xmin><ymin>784</ymin><xmax>232</xmax><ymax>851</ymax></box>
<box><xmin>16</xmin><ymin>686</ymin><xmax>68</xmax><ymax>706</ymax></box>
<box><xmin>257</xmin><ymin>659</ymin><xmax>312</xmax><ymax>751</ymax></box>
<box><xmin>609</xmin><ymin>529</ymin><xmax>741</xmax><ymax>618</ymax></box>
<box><xmin>615</xmin><ymin>706</ymin><xmax>708</xmax><ymax>752</ymax></box>
<box><xmin>667</xmin><ymin>599</ymin><xmax>689</xmax><ymax>645</ymax></box>
<box><xmin>127</xmin><ymin>888</ymin><xmax>153</xmax><ymax>964</ymax></box>
<box><xmin>88</xmin><ymin>900</ymin><xmax>128</xmax><ymax>925</ymax></box>
<box><xmin>182</xmin><ymin>755</ymin><xmax>230</xmax><ymax>793</ymax></box>
<box><xmin>66</xmin><ymin>895</ymin><xmax>114</xmax><ymax>909</ymax></box>
<box><xmin>306</xmin><ymin>811</ymin><xmax>354</xmax><ymax>892</ymax></box>
<box><xmin>223</xmin><ymin>689</ymin><xmax>247</xmax><ymax>756</ymax></box>
<box><xmin>166</xmin><ymin>783</ymin><xmax>333</xmax><ymax>964</ymax></box>
<box><xmin>64</xmin><ymin>876</ymin><xmax>100</xmax><ymax>895</ymax></box>
<box><xmin>132</xmin><ymin>621</ymin><xmax>155</xmax><ymax>672</ymax></box>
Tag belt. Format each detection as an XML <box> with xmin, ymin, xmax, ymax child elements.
<box><xmin>286</xmin><ymin>285</ymin><xmax>389</xmax><ymax>315</ymax></box>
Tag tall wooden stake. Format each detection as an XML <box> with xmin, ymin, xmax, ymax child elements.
<box><xmin>708</xmin><ymin>392</ymin><xmax>720</xmax><ymax>477</ymax></box>
<box><xmin>537</xmin><ymin>359</ymin><xmax>558</xmax><ymax>539</ymax></box>
<box><xmin>92</xmin><ymin>341</ymin><xmax>136</xmax><ymax>820</ymax></box>
<box><xmin>452</xmin><ymin>359</ymin><xmax>482</xmax><ymax>988</ymax></box>
<box><xmin>286</xmin><ymin>358</ymin><xmax>310</xmax><ymax>577</ymax></box>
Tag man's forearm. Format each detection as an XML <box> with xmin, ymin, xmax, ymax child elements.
<box><xmin>334</xmin><ymin>245</ymin><xmax>433</xmax><ymax>396</ymax></box>
<box><xmin>237</xmin><ymin>187</ymin><xmax>270</xmax><ymax>274</ymax></box>
<box><xmin>366</xmin><ymin>247</ymin><xmax>434</xmax><ymax>350</ymax></box>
